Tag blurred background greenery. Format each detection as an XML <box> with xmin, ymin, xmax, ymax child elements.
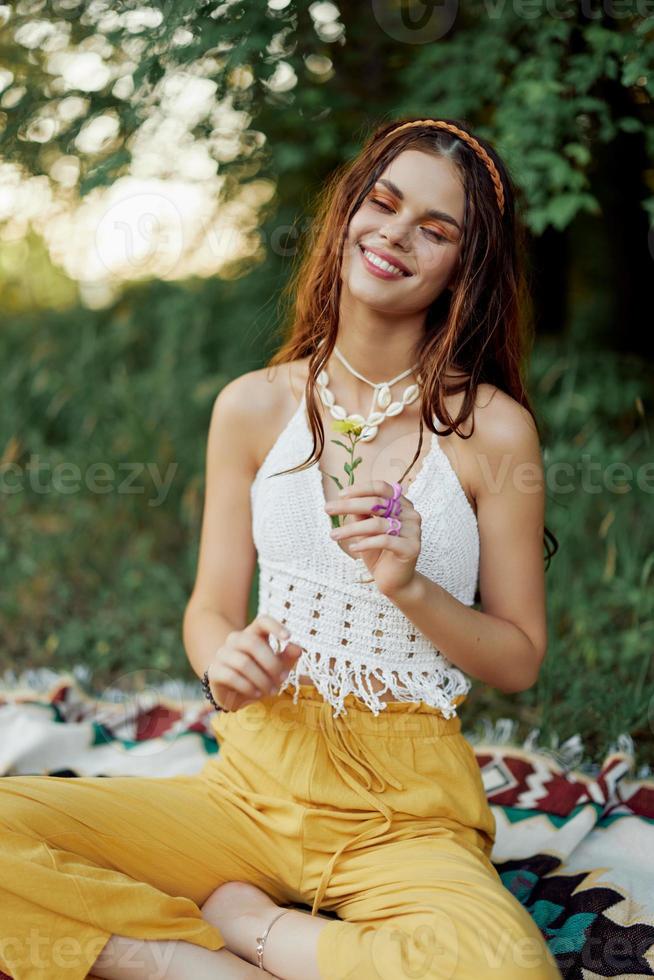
<box><xmin>0</xmin><ymin>2</ymin><xmax>652</xmax><ymax>768</ymax></box>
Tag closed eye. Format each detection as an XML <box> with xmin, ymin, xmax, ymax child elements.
<box><xmin>370</xmin><ymin>198</ymin><xmax>448</xmax><ymax>243</ymax></box>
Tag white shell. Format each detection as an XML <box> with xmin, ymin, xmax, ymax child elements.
<box><xmin>316</xmin><ymin>372</ymin><xmax>422</xmax><ymax>443</ymax></box>
<box><xmin>402</xmin><ymin>384</ymin><xmax>420</xmax><ymax>404</ymax></box>
<box><xmin>376</xmin><ymin>385</ymin><xmax>392</xmax><ymax>409</ymax></box>
<box><xmin>359</xmin><ymin>426</ymin><xmax>378</xmax><ymax>442</ymax></box>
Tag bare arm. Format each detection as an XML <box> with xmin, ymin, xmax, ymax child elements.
<box><xmin>383</xmin><ymin>390</ymin><xmax>548</xmax><ymax>693</ymax></box>
<box><xmin>183</xmin><ymin>374</ymin><xmax>260</xmax><ymax>681</ymax></box>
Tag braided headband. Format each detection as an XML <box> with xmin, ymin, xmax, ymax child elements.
<box><xmin>385</xmin><ymin>119</ymin><xmax>505</xmax><ymax>217</ymax></box>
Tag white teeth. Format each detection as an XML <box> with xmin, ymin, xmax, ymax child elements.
<box><xmin>362</xmin><ymin>248</ymin><xmax>406</xmax><ymax>277</ymax></box>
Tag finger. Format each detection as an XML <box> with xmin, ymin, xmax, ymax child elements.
<box><xmin>268</xmin><ymin>641</ymin><xmax>303</xmax><ymax>687</ymax></box>
<box><xmin>338</xmin><ymin>480</ymin><xmax>398</xmax><ymax>500</ymax></box>
<box><xmin>329</xmin><ymin>496</ymin><xmax>388</xmax><ymax>516</ymax></box>
<box><xmin>232</xmin><ymin>635</ymin><xmax>284</xmax><ymax>690</ymax></box>
<box><xmin>216</xmin><ymin>665</ymin><xmax>261</xmax><ymax>704</ymax></box>
<box><xmin>239</xmin><ymin>643</ymin><xmax>301</xmax><ymax>694</ymax></box>
<box><xmin>331</xmin><ymin>516</ymin><xmax>383</xmax><ymax>539</ymax></box>
<box><xmin>333</xmin><ymin>513</ymin><xmax>416</xmax><ymax>540</ymax></box>
<box><xmin>330</xmin><ymin>494</ymin><xmax>412</xmax><ymax>517</ymax></box>
<box><xmin>233</xmin><ymin>653</ymin><xmax>277</xmax><ymax>695</ymax></box>
<box><xmin>349</xmin><ymin>533</ymin><xmax>414</xmax><ymax>553</ymax></box>
<box><xmin>279</xmin><ymin>641</ymin><xmax>303</xmax><ymax>667</ymax></box>
<box><xmin>249</xmin><ymin>615</ymin><xmax>291</xmax><ymax>643</ymax></box>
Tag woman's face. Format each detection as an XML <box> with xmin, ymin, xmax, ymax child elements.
<box><xmin>341</xmin><ymin>148</ymin><xmax>465</xmax><ymax>316</ymax></box>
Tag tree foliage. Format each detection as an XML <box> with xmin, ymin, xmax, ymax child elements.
<box><xmin>0</xmin><ymin>1</ymin><xmax>652</xmax><ymax>234</ymax></box>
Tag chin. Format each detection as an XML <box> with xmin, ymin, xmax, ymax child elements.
<box><xmin>349</xmin><ymin>285</ymin><xmax>404</xmax><ymax>315</ymax></box>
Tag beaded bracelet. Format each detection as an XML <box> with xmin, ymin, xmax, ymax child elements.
<box><xmin>201</xmin><ymin>668</ymin><xmax>230</xmax><ymax>712</ymax></box>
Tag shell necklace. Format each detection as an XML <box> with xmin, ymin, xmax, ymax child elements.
<box><xmin>317</xmin><ymin>345</ymin><xmax>422</xmax><ymax>442</ymax></box>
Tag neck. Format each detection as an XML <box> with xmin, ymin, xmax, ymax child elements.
<box><xmin>333</xmin><ymin>280</ymin><xmax>425</xmax><ymax>382</ymax></box>
<box><xmin>329</xmin><ymin>330</ymin><xmax>420</xmax><ymax>385</ymax></box>
<box><xmin>333</xmin><ymin>342</ymin><xmax>418</xmax><ymax>384</ymax></box>
<box><xmin>321</xmin><ymin>345</ymin><xmax>420</xmax><ymax>418</ymax></box>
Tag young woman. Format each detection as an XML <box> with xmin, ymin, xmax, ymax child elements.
<box><xmin>0</xmin><ymin>118</ymin><xmax>561</xmax><ymax>980</ymax></box>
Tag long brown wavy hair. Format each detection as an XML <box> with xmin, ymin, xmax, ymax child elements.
<box><xmin>265</xmin><ymin>116</ymin><xmax>559</xmax><ymax>570</ymax></box>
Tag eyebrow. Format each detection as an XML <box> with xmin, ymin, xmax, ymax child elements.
<box><xmin>374</xmin><ymin>178</ymin><xmax>462</xmax><ymax>232</ymax></box>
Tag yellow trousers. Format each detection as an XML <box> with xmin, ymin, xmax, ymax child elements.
<box><xmin>0</xmin><ymin>684</ymin><xmax>561</xmax><ymax>979</ymax></box>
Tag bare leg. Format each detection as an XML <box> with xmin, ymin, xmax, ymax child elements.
<box><xmin>202</xmin><ymin>881</ymin><xmax>333</xmax><ymax>980</ymax></box>
<box><xmin>90</xmin><ymin>933</ymin><xmax>275</xmax><ymax>979</ymax></box>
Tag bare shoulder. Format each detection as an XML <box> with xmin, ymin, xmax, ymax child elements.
<box><xmin>210</xmin><ymin>370</ymin><xmax>268</xmax><ymax>447</ymax></box>
<box><xmin>466</xmin><ymin>383</ymin><xmax>543</xmax><ymax>506</ymax></box>
<box><xmin>213</xmin><ymin>367</ymin><xmax>282</xmax><ymax>416</ymax></box>
<box><xmin>472</xmin><ymin>383</ymin><xmax>540</xmax><ymax>453</ymax></box>
<box><xmin>213</xmin><ymin>360</ymin><xmax>308</xmax><ymax>471</ymax></box>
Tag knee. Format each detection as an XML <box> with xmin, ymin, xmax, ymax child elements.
<box><xmin>319</xmin><ymin>910</ymin><xmax>560</xmax><ymax>980</ymax></box>
<box><xmin>200</xmin><ymin>880</ymin><xmax>257</xmax><ymax>928</ymax></box>
<box><xmin>395</xmin><ymin>912</ymin><xmax>558</xmax><ymax>980</ymax></box>
<box><xmin>461</xmin><ymin>917</ymin><xmax>561</xmax><ymax>979</ymax></box>
<box><xmin>318</xmin><ymin>912</ymin><xmax>462</xmax><ymax>980</ymax></box>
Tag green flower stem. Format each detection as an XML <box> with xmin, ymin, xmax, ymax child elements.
<box><xmin>326</xmin><ymin>426</ymin><xmax>365</xmax><ymax>528</ymax></box>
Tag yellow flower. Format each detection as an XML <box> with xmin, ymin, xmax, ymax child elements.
<box><xmin>331</xmin><ymin>418</ymin><xmax>364</xmax><ymax>436</ymax></box>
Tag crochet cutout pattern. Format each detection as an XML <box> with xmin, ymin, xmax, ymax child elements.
<box><xmin>251</xmin><ymin>392</ymin><xmax>479</xmax><ymax>718</ymax></box>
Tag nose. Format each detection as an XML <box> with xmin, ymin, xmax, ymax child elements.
<box><xmin>379</xmin><ymin>218</ymin><xmax>411</xmax><ymax>250</ymax></box>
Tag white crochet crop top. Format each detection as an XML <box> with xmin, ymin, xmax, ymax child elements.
<box><xmin>251</xmin><ymin>391</ymin><xmax>480</xmax><ymax>718</ymax></box>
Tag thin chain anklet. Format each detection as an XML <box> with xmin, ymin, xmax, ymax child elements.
<box><xmin>255</xmin><ymin>908</ymin><xmax>291</xmax><ymax>970</ymax></box>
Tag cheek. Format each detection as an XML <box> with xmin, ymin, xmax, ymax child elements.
<box><xmin>342</xmin><ymin>217</ymin><xmax>370</xmax><ymax>268</ymax></box>
<box><xmin>346</xmin><ymin>214</ymin><xmax>366</xmax><ymax>245</ymax></box>
<box><xmin>349</xmin><ymin>203</ymin><xmax>380</xmax><ymax>236</ymax></box>
<box><xmin>423</xmin><ymin>247</ymin><xmax>457</xmax><ymax>278</ymax></box>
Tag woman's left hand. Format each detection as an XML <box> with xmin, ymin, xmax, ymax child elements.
<box><xmin>325</xmin><ymin>481</ymin><xmax>421</xmax><ymax>596</ymax></box>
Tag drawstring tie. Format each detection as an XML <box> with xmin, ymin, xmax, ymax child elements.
<box><xmin>311</xmin><ymin>699</ymin><xmax>405</xmax><ymax>916</ymax></box>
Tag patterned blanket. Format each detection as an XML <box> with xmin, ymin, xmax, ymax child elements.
<box><xmin>1</xmin><ymin>669</ymin><xmax>653</xmax><ymax>980</ymax></box>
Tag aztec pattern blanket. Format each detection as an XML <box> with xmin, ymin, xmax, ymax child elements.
<box><xmin>1</xmin><ymin>669</ymin><xmax>653</xmax><ymax>980</ymax></box>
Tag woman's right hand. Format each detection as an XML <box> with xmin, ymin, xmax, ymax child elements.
<box><xmin>205</xmin><ymin>614</ymin><xmax>304</xmax><ymax>711</ymax></box>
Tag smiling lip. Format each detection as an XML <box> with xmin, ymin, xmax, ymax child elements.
<box><xmin>359</xmin><ymin>244</ymin><xmax>412</xmax><ymax>277</ymax></box>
